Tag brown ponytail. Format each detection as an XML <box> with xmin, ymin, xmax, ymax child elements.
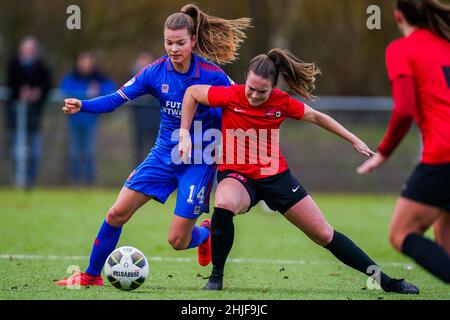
<box><xmin>164</xmin><ymin>4</ymin><xmax>252</xmax><ymax>65</ymax></box>
<box><xmin>396</xmin><ymin>0</ymin><xmax>450</xmax><ymax>41</ymax></box>
<box><xmin>246</xmin><ymin>48</ymin><xmax>321</xmax><ymax>100</ymax></box>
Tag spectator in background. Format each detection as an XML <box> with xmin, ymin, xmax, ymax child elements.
<box><xmin>60</xmin><ymin>51</ymin><xmax>115</xmax><ymax>186</ymax></box>
<box><xmin>6</xmin><ymin>35</ymin><xmax>51</xmax><ymax>188</ymax></box>
<box><xmin>129</xmin><ymin>52</ymin><xmax>160</xmax><ymax>167</ymax></box>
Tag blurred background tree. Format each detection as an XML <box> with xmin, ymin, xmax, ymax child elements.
<box><xmin>0</xmin><ymin>0</ymin><xmax>421</xmax><ymax>95</ymax></box>
<box><xmin>0</xmin><ymin>0</ymin><xmax>447</xmax><ymax>190</ymax></box>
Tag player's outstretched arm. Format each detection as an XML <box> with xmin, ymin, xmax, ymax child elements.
<box><xmin>302</xmin><ymin>104</ymin><xmax>376</xmax><ymax>158</ymax></box>
<box><xmin>357</xmin><ymin>77</ymin><xmax>416</xmax><ymax>175</ymax></box>
<box><xmin>179</xmin><ymin>85</ymin><xmax>211</xmax><ymax>161</ymax></box>
<box><xmin>62</xmin><ymin>90</ymin><xmax>132</xmax><ymax>115</ymax></box>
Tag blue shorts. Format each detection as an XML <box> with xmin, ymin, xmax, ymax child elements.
<box><xmin>124</xmin><ymin>151</ymin><xmax>216</xmax><ymax>219</ymax></box>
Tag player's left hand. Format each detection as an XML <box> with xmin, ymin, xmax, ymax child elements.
<box><xmin>357</xmin><ymin>152</ymin><xmax>387</xmax><ymax>175</ymax></box>
<box><xmin>352</xmin><ymin>139</ymin><xmax>376</xmax><ymax>158</ymax></box>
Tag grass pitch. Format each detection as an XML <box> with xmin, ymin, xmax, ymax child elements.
<box><xmin>0</xmin><ymin>189</ymin><xmax>448</xmax><ymax>300</ymax></box>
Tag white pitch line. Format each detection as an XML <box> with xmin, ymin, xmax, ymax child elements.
<box><xmin>0</xmin><ymin>254</ymin><xmax>410</xmax><ymax>268</ymax></box>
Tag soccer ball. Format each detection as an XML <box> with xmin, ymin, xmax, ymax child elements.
<box><xmin>104</xmin><ymin>246</ymin><xmax>149</xmax><ymax>291</ymax></box>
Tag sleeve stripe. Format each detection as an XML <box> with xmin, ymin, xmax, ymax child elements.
<box><xmin>117</xmin><ymin>90</ymin><xmax>131</xmax><ymax>101</ymax></box>
<box><xmin>227</xmin><ymin>76</ymin><xmax>235</xmax><ymax>85</ymax></box>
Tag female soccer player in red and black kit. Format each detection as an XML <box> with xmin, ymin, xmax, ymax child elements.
<box><xmin>358</xmin><ymin>0</ymin><xmax>450</xmax><ymax>284</ymax></box>
<box><xmin>179</xmin><ymin>48</ymin><xmax>419</xmax><ymax>293</ymax></box>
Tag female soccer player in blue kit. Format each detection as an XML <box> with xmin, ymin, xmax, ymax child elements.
<box><xmin>56</xmin><ymin>4</ymin><xmax>251</xmax><ymax>286</ymax></box>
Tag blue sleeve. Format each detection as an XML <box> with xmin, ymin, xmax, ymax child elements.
<box><xmin>213</xmin><ymin>72</ymin><xmax>233</xmax><ymax>87</ymax></box>
<box><xmin>119</xmin><ymin>66</ymin><xmax>155</xmax><ymax>100</ymax></box>
<box><xmin>81</xmin><ymin>67</ymin><xmax>154</xmax><ymax>114</ymax></box>
<box><xmin>80</xmin><ymin>92</ymin><xmax>126</xmax><ymax>114</ymax></box>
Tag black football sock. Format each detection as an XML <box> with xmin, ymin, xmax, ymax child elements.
<box><xmin>210</xmin><ymin>207</ymin><xmax>235</xmax><ymax>278</ymax></box>
<box><xmin>324</xmin><ymin>230</ymin><xmax>392</xmax><ymax>287</ymax></box>
<box><xmin>402</xmin><ymin>233</ymin><xmax>450</xmax><ymax>283</ymax></box>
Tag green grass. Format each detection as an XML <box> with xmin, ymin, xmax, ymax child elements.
<box><xmin>0</xmin><ymin>189</ymin><xmax>448</xmax><ymax>300</ymax></box>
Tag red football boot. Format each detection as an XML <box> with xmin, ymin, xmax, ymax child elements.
<box><xmin>197</xmin><ymin>219</ymin><xmax>212</xmax><ymax>266</ymax></box>
<box><xmin>55</xmin><ymin>272</ymin><xmax>104</xmax><ymax>287</ymax></box>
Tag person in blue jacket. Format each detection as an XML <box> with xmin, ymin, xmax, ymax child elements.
<box><xmin>60</xmin><ymin>51</ymin><xmax>116</xmax><ymax>185</ymax></box>
<box><xmin>56</xmin><ymin>4</ymin><xmax>251</xmax><ymax>287</ymax></box>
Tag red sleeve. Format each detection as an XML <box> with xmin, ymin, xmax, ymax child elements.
<box><xmin>385</xmin><ymin>40</ymin><xmax>414</xmax><ymax>82</ymax></box>
<box><xmin>207</xmin><ymin>86</ymin><xmax>232</xmax><ymax>108</ymax></box>
<box><xmin>286</xmin><ymin>97</ymin><xmax>305</xmax><ymax>120</ymax></box>
<box><xmin>377</xmin><ymin>76</ymin><xmax>416</xmax><ymax>157</ymax></box>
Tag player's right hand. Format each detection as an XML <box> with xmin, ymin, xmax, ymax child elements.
<box><xmin>178</xmin><ymin>129</ymin><xmax>192</xmax><ymax>164</ymax></box>
<box><xmin>62</xmin><ymin>98</ymin><xmax>82</xmax><ymax>114</ymax></box>
<box><xmin>357</xmin><ymin>152</ymin><xmax>387</xmax><ymax>175</ymax></box>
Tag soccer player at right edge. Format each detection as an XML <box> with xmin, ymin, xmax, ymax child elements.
<box><xmin>179</xmin><ymin>48</ymin><xmax>419</xmax><ymax>293</ymax></box>
<box><xmin>358</xmin><ymin>0</ymin><xmax>450</xmax><ymax>284</ymax></box>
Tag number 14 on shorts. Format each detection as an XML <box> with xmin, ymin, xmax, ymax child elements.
<box><xmin>187</xmin><ymin>185</ymin><xmax>206</xmax><ymax>205</ymax></box>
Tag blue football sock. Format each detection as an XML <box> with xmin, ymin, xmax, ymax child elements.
<box><xmin>86</xmin><ymin>220</ymin><xmax>122</xmax><ymax>276</ymax></box>
<box><xmin>186</xmin><ymin>225</ymin><xmax>210</xmax><ymax>249</ymax></box>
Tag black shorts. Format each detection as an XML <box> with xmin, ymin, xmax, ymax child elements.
<box><xmin>401</xmin><ymin>163</ymin><xmax>450</xmax><ymax>212</ymax></box>
<box><xmin>217</xmin><ymin>169</ymin><xmax>309</xmax><ymax>214</ymax></box>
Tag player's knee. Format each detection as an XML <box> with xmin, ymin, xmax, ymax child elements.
<box><xmin>106</xmin><ymin>206</ymin><xmax>131</xmax><ymax>227</ymax></box>
<box><xmin>314</xmin><ymin>227</ymin><xmax>334</xmax><ymax>246</ymax></box>
<box><xmin>168</xmin><ymin>235</ymin><xmax>188</xmax><ymax>251</ymax></box>
<box><xmin>389</xmin><ymin>221</ymin><xmax>426</xmax><ymax>251</ymax></box>
<box><xmin>389</xmin><ymin>230</ymin><xmax>406</xmax><ymax>252</ymax></box>
<box><xmin>214</xmin><ymin>199</ymin><xmax>239</xmax><ymax>215</ymax></box>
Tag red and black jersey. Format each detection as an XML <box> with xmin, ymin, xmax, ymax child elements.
<box><xmin>207</xmin><ymin>84</ymin><xmax>305</xmax><ymax>179</ymax></box>
<box><xmin>384</xmin><ymin>29</ymin><xmax>450</xmax><ymax>164</ymax></box>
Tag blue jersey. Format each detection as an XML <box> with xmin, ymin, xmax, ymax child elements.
<box><xmin>81</xmin><ymin>53</ymin><xmax>231</xmax><ymax>164</ymax></box>
<box><xmin>80</xmin><ymin>54</ymin><xmax>232</xmax><ymax>218</ymax></box>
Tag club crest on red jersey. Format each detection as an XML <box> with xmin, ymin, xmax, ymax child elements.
<box><xmin>265</xmin><ymin>108</ymin><xmax>283</xmax><ymax>119</ymax></box>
